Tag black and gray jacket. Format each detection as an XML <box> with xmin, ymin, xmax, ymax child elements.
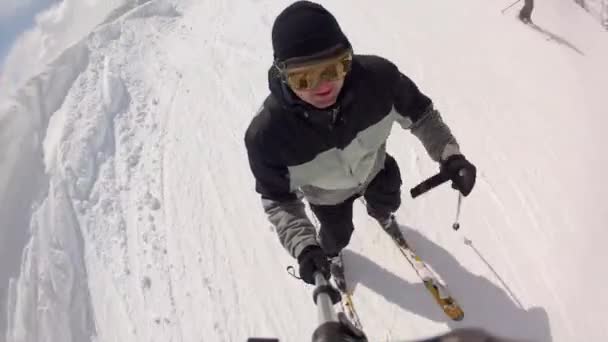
<box><xmin>245</xmin><ymin>54</ymin><xmax>460</xmax><ymax>259</ymax></box>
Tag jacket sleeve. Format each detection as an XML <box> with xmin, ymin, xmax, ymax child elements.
<box><xmin>391</xmin><ymin>70</ymin><xmax>461</xmax><ymax>162</ymax></box>
<box><xmin>244</xmin><ymin>124</ymin><xmax>319</xmax><ymax>259</ymax></box>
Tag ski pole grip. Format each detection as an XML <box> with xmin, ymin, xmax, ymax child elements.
<box><xmin>410</xmin><ymin>171</ymin><xmax>451</xmax><ymax>198</ymax></box>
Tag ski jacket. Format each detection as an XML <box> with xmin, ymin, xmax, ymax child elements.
<box><xmin>245</xmin><ymin>54</ymin><xmax>460</xmax><ymax>258</ymax></box>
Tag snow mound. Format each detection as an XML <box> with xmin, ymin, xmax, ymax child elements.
<box><xmin>3</xmin><ymin>1</ymin><xmax>182</xmax><ymax>341</ymax></box>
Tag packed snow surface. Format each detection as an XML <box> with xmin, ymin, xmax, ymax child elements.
<box><xmin>1</xmin><ymin>0</ymin><xmax>607</xmax><ymax>341</ymax></box>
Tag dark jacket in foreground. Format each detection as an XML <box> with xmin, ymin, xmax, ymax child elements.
<box><xmin>245</xmin><ymin>55</ymin><xmax>460</xmax><ymax>258</ymax></box>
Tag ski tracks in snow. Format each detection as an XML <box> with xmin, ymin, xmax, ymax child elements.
<box><xmin>158</xmin><ymin>2</ymin><xmax>321</xmax><ymax>340</ymax></box>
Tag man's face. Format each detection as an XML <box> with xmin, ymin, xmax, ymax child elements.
<box><xmin>291</xmin><ymin>78</ymin><xmax>345</xmax><ymax>109</ymax></box>
<box><xmin>282</xmin><ymin>49</ymin><xmax>352</xmax><ymax>109</ymax></box>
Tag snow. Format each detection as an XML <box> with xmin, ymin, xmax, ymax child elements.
<box><xmin>575</xmin><ymin>0</ymin><xmax>608</xmax><ymax>27</ymax></box>
<box><xmin>1</xmin><ymin>0</ymin><xmax>608</xmax><ymax>341</ymax></box>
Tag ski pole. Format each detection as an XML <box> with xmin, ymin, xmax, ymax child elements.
<box><xmin>313</xmin><ymin>272</ymin><xmax>339</xmax><ymax>324</ymax></box>
<box><xmin>452</xmin><ymin>193</ymin><xmax>463</xmax><ymax>230</ymax></box>
<box><xmin>501</xmin><ymin>0</ymin><xmax>522</xmax><ymax>13</ymax></box>
<box><xmin>312</xmin><ymin>272</ymin><xmax>367</xmax><ymax>342</ymax></box>
<box><xmin>463</xmin><ymin>238</ymin><xmax>524</xmax><ymax>309</ymax></box>
<box><xmin>410</xmin><ymin>171</ymin><xmax>451</xmax><ymax>198</ymax></box>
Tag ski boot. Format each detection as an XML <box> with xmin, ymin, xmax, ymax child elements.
<box><xmin>378</xmin><ymin>214</ymin><xmax>408</xmax><ymax>248</ymax></box>
<box><xmin>518</xmin><ymin>12</ymin><xmax>532</xmax><ymax>24</ymax></box>
<box><xmin>329</xmin><ymin>254</ymin><xmax>347</xmax><ymax>292</ymax></box>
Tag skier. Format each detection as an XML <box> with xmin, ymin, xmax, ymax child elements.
<box><xmin>519</xmin><ymin>0</ymin><xmax>534</xmax><ymax>23</ymax></box>
<box><xmin>244</xmin><ymin>1</ymin><xmax>477</xmax><ymax>287</ymax></box>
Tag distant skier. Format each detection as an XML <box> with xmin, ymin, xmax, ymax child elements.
<box><xmin>519</xmin><ymin>0</ymin><xmax>534</xmax><ymax>23</ymax></box>
<box><xmin>244</xmin><ymin>1</ymin><xmax>477</xmax><ymax>286</ymax></box>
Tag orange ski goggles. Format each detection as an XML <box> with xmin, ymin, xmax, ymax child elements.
<box><xmin>279</xmin><ymin>49</ymin><xmax>353</xmax><ymax>91</ymax></box>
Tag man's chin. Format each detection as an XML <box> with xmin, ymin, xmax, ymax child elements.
<box><xmin>312</xmin><ymin>96</ymin><xmax>337</xmax><ymax>109</ymax></box>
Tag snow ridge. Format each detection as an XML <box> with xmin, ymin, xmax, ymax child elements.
<box><xmin>4</xmin><ymin>1</ymin><xmax>182</xmax><ymax>341</ymax></box>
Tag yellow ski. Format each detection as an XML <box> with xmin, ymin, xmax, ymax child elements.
<box><xmin>340</xmin><ymin>290</ymin><xmax>363</xmax><ymax>330</ymax></box>
<box><xmin>394</xmin><ymin>239</ymin><xmax>464</xmax><ymax>321</ymax></box>
<box><xmin>333</xmin><ymin>252</ymin><xmax>364</xmax><ymax>329</ymax></box>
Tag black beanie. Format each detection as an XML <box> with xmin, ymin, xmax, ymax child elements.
<box><xmin>271</xmin><ymin>1</ymin><xmax>351</xmax><ymax>62</ymax></box>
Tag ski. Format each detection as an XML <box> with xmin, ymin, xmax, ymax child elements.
<box><xmin>340</xmin><ymin>290</ymin><xmax>363</xmax><ymax>330</ymax></box>
<box><xmin>392</xmin><ymin>236</ymin><xmax>464</xmax><ymax>321</ymax></box>
<box><xmin>333</xmin><ymin>253</ymin><xmax>364</xmax><ymax>330</ymax></box>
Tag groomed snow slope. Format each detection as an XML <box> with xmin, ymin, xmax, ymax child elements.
<box><xmin>2</xmin><ymin>0</ymin><xmax>608</xmax><ymax>341</ymax></box>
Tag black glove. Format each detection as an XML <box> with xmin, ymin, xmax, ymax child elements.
<box><xmin>440</xmin><ymin>154</ymin><xmax>477</xmax><ymax>196</ymax></box>
<box><xmin>297</xmin><ymin>245</ymin><xmax>330</xmax><ymax>285</ymax></box>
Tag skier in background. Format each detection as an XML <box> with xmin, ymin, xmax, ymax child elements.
<box><xmin>519</xmin><ymin>0</ymin><xmax>535</xmax><ymax>23</ymax></box>
<box><xmin>244</xmin><ymin>1</ymin><xmax>477</xmax><ymax>287</ymax></box>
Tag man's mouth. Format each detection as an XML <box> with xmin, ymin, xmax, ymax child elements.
<box><xmin>315</xmin><ymin>88</ymin><xmax>332</xmax><ymax>97</ymax></box>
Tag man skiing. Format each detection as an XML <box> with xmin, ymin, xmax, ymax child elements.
<box><xmin>244</xmin><ymin>1</ymin><xmax>477</xmax><ymax>287</ymax></box>
<box><xmin>519</xmin><ymin>0</ymin><xmax>534</xmax><ymax>23</ymax></box>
